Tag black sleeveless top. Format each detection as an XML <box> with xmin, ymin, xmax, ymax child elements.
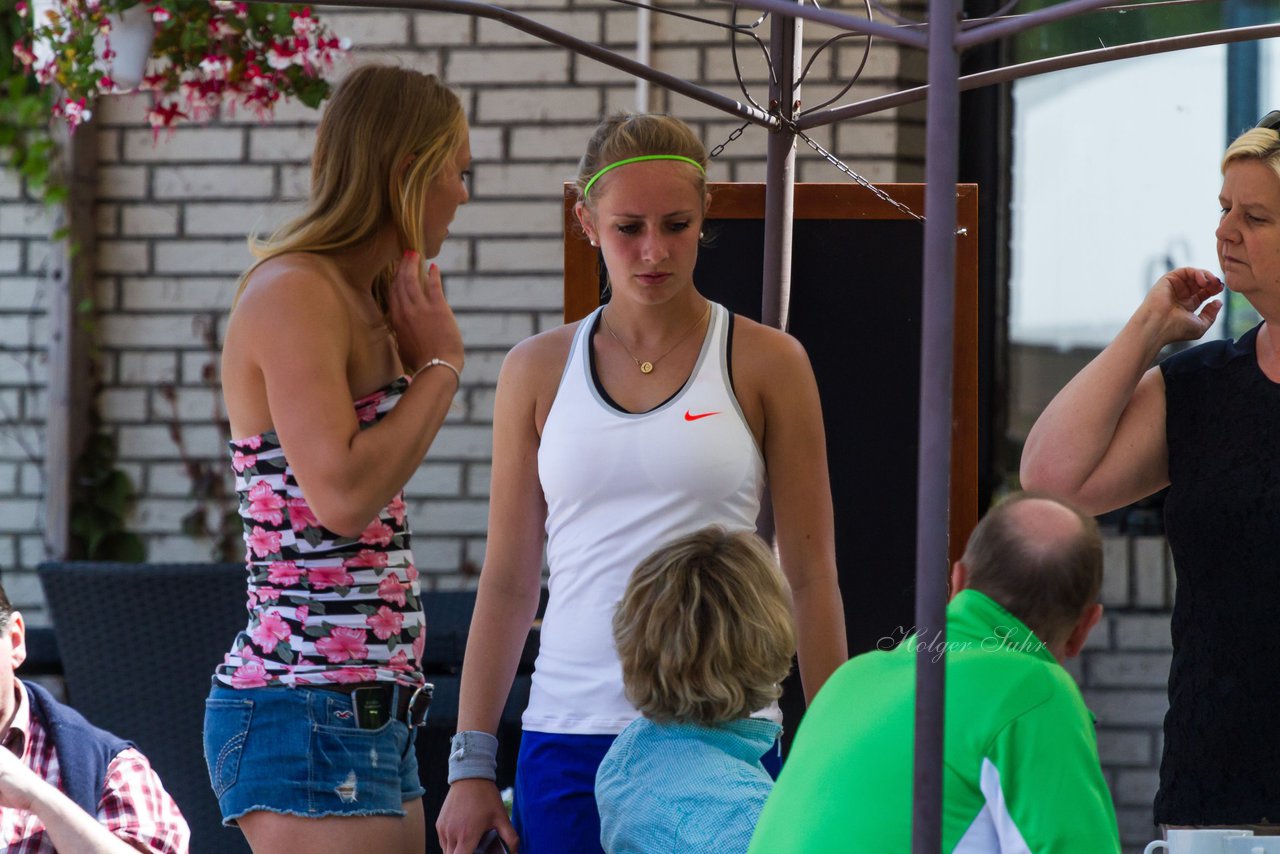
<box><xmin>1157</xmin><ymin>322</ymin><xmax>1280</xmax><ymax>824</ymax></box>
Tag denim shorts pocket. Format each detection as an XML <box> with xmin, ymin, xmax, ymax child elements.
<box><xmin>204</xmin><ymin>698</ymin><xmax>254</xmax><ymax>799</ymax></box>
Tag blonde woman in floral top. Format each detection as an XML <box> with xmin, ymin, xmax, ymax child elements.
<box><xmin>203</xmin><ymin>63</ymin><xmax>470</xmax><ymax>854</ymax></box>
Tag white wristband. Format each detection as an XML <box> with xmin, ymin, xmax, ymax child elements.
<box><xmin>411</xmin><ymin>357</ymin><xmax>461</xmax><ymax>388</ymax></box>
<box><xmin>447</xmin><ymin>730</ymin><xmax>498</xmax><ymax>783</ymax></box>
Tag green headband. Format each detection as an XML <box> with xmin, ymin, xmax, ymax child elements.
<box><xmin>582</xmin><ymin>155</ymin><xmax>706</xmax><ymax>198</ymax></box>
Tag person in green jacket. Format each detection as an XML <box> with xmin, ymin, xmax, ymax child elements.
<box><xmin>749</xmin><ymin>492</ymin><xmax>1120</xmax><ymax>853</ymax></box>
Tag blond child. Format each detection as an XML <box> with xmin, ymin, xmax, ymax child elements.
<box><xmin>594</xmin><ymin>526</ymin><xmax>796</xmax><ymax>854</ymax></box>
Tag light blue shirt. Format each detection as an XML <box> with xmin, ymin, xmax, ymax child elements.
<box><xmin>595</xmin><ymin>716</ymin><xmax>781</xmax><ymax>854</ymax></box>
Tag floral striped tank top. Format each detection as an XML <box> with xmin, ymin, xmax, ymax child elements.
<box><xmin>214</xmin><ymin>376</ymin><xmax>426</xmax><ymax>689</ymax></box>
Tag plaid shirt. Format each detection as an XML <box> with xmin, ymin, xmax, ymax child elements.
<box><xmin>0</xmin><ymin>682</ymin><xmax>190</xmax><ymax>854</ymax></box>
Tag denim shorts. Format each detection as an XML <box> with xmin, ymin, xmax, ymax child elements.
<box><xmin>203</xmin><ymin>681</ymin><xmax>425</xmax><ymax>824</ymax></box>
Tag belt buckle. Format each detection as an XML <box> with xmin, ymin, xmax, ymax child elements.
<box><xmin>407</xmin><ymin>682</ymin><xmax>433</xmax><ymax>729</ymax></box>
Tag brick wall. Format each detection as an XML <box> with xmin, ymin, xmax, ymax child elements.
<box><xmin>1069</xmin><ymin>530</ymin><xmax>1173</xmax><ymax>853</ymax></box>
<box><xmin>0</xmin><ymin>165</ymin><xmax>54</xmax><ymax>613</ymax></box>
<box><xmin>1</xmin><ymin>4</ymin><xmax>926</xmax><ymax>615</ymax></box>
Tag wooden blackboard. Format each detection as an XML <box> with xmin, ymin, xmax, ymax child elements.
<box><xmin>563</xmin><ymin>182</ymin><xmax>979</xmax><ymax>659</ymax></box>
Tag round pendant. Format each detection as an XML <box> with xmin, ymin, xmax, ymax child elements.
<box><xmin>640</xmin><ymin>361</ymin><xmax>654</xmax><ymax>374</ymax></box>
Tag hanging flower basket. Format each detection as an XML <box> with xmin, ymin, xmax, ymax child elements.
<box><xmin>14</xmin><ymin>0</ymin><xmax>349</xmax><ymax>132</ymax></box>
<box><xmin>97</xmin><ymin>1</ymin><xmax>154</xmax><ymax>90</ymax></box>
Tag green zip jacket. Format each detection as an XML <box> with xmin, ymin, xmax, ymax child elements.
<box><xmin>749</xmin><ymin>589</ymin><xmax>1120</xmax><ymax>853</ymax></box>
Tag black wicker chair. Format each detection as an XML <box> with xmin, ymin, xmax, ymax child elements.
<box><xmin>38</xmin><ymin>563</ymin><xmax>543</xmax><ymax>854</ymax></box>
<box><xmin>38</xmin><ymin>561</ymin><xmax>251</xmax><ymax>854</ymax></box>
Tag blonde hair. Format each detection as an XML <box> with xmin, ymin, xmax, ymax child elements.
<box><xmin>613</xmin><ymin>527</ymin><xmax>795</xmax><ymax>726</ymax></box>
<box><xmin>236</xmin><ymin>64</ymin><xmax>467</xmax><ymax>312</ymax></box>
<box><xmin>1223</xmin><ymin>127</ymin><xmax>1280</xmax><ymax>180</ymax></box>
<box><xmin>574</xmin><ymin>113</ymin><xmax>708</xmax><ymax>211</ymax></box>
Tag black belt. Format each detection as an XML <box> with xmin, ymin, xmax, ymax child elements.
<box><xmin>310</xmin><ymin>682</ymin><xmax>433</xmax><ymax>730</ymax></box>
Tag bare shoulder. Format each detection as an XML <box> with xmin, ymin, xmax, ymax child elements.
<box><xmin>232</xmin><ymin>254</ymin><xmax>350</xmax><ymax>322</ymax></box>
<box><xmin>500</xmin><ymin>322</ymin><xmax>580</xmax><ymax>386</ymax></box>
<box><xmin>731</xmin><ymin>314</ymin><xmax>813</xmax><ymax>379</ymax></box>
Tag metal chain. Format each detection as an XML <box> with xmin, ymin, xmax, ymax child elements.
<box><xmin>796</xmin><ymin>129</ymin><xmax>925</xmax><ymax>222</ymax></box>
<box><xmin>709</xmin><ymin>121</ymin><xmax>750</xmax><ymax>159</ymax></box>
<box><xmin>707</xmin><ymin>119</ymin><xmax>935</xmax><ymax>228</ymax></box>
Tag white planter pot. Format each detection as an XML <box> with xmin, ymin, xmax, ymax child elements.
<box><xmin>29</xmin><ymin>0</ymin><xmax>58</xmax><ymax>70</ymax></box>
<box><xmin>28</xmin><ymin>0</ymin><xmax>155</xmax><ymax>92</ymax></box>
<box><xmin>94</xmin><ymin>3</ymin><xmax>155</xmax><ymax>92</ymax></box>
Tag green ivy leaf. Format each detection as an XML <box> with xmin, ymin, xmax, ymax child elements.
<box><xmin>92</xmin><ymin>531</ymin><xmax>146</xmax><ymax>563</ymax></box>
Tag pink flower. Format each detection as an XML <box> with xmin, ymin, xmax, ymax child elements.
<box><xmin>59</xmin><ymin>98</ymin><xmax>92</xmax><ymax>130</ymax></box>
<box><xmin>405</xmin><ymin>563</ymin><xmax>419</xmax><ymax>582</ymax></box>
<box><xmin>267</xmin><ymin>561</ymin><xmax>303</xmax><ymax>586</ymax></box>
<box><xmin>287</xmin><ymin>498</ymin><xmax>319</xmax><ymax>533</ymax></box>
<box><xmin>356</xmin><ymin>404</ymin><xmax>378</xmax><ymax>423</ymax></box>
<box><xmin>231</xmin><ymin>660</ymin><xmax>269</xmax><ymax>689</ymax></box>
<box><xmin>246</xmin><ymin>526</ymin><xmax>281</xmax><ymax>558</ymax></box>
<box><xmin>15</xmin><ymin>1</ymin><xmax>27</xmax><ymax>17</ymax></box>
<box><xmin>314</xmin><ymin>627</ymin><xmax>368</xmax><ymax>663</ymax></box>
<box><xmin>368</xmin><ymin>606</ymin><xmax>404</xmax><ymax>641</ymax></box>
<box><xmin>387</xmin><ymin>495</ymin><xmax>406</xmax><ymax>527</ymax></box>
<box><xmin>265</xmin><ymin>39</ymin><xmax>301</xmax><ymax>70</ymax></box>
<box><xmin>377</xmin><ymin>574</ymin><xmax>406</xmax><ymax>607</ymax></box>
<box><xmin>251</xmin><ymin>610</ymin><xmax>291</xmax><ymax>653</ymax></box>
<box><xmin>96</xmin><ymin>76</ymin><xmax>115</xmax><ymax>93</ymax></box>
<box><xmin>150</xmin><ymin>6</ymin><xmax>170</xmax><ymax>22</ymax></box>
<box><xmin>231</xmin><ymin>449</ymin><xmax>257</xmax><ymax>473</ymax></box>
<box><xmin>308</xmin><ymin>565</ymin><xmax>354</xmax><ymax>590</ymax></box>
<box><xmin>387</xmin><ymin>650</ymin><xmax>412</xmax><ymax>672</ymax></box>
<box><xmin>291</xmin><ymin>8</ymin><xmax>316</xmax><ymax>36</ymax></box>
<box><xmin>322</xmin><ymin>667</ymin><xmax>377</xmax><ymax>684</ymax></box>
<box><xmin>294</xmin><ymin>605</ymin><xmax>309</xmax><ymax>624</ymax></box>
<box><xmin>359</xmin><ymin>520</ymin><xmax>393</xmax><ymax>547</ymax></box>
<box><xmin>344</xmin><ymin>550</ymin><xmax>388</xmax><ymax>569</ymax></box>
<box><xmin>255</xmin><ymin>587</ymin><xmax>281</xmax><ymax>602</ymax></box>
<box><xmin>12</xmin><ymin>42</ymin><xmax>35</xmax><ymax>67</ymax></box>
<box><xmin>247</xmin><ymin>481</ymin><xmax>286</xmax><ymax>525</ymax></box>
<box><xmin>235</xmin><ymin>434</ymin><xmax>262</xmax><ymax>451</ymax></box>
<box><xmin>208</xmin><ymin>15</ymin><xmax>239</xmax><ymax>37</ymax></box>
<box><xmin>412</xmin><ymin>633</ymin><xmax>425</xmax><ymax>664</ymax></box>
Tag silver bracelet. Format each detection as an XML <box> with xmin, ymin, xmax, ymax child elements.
<box><xmin>447</xmin><ymin>730</ymin><xmax>498</xmax><ymax>783</ymax></box>
<box><xmin>411</xmin><ymin>357</ymin><xmax>461</xmax><ymax>388</ymax></box>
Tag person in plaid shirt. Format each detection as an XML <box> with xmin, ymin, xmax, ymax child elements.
<box><xmin>0</xmin><ymin>584</ymin><xmax>189</xmax><ymax>853</ymax></box>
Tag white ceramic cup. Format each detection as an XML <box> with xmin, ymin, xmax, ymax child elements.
<box><xmin>1145</xmin><ymin>829</ymin><xmax>1255</xmax><ymax>854</ymax></box>
<box><xmin>1226</xmin><ymin>837</ymin><xmax>1280</xmax><ymax>854</ymax></box>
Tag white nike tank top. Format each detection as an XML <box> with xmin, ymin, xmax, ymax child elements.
<box><xmin>527</xmin><ymin>301</ymin><xmax>771</xmax><ymax>734</ymax></box>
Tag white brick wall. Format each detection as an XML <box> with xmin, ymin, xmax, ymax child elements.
<box><xmin>3</xmin><ymin>0</ymin><xmax>942</xmax><ymax>664</ymax></box>
<box><xmin>1084</xmin><ymin>530</ymin><xmax>1177</xmax><ymax>853</ymax></box>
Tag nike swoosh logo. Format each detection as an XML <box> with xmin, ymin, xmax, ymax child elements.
<box><xmin>684</xmin><ymin>410</ymin><xmax>721</xmax><ymax>421</ymax></box>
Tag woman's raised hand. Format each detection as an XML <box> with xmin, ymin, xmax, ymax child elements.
<box><xmin>389</xmin><ymin>251</ymin><xmax>465</xmax><ymax>375</ymax></box>
<box><xmin>1146</xmin><ymin>267</ymin><xmax>1224</xmax><ymax>345</ymax></box>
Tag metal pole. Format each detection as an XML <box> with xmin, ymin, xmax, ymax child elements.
<box><xmin>706</xmin><ymin>0</ymin><xmax>925</xmax><ymax>48</ymax></box>
<box><xmin>754</xmin><ymin>0</ymin><xmax>802</xmax><ymax>547</ymax></box>
<box><xmin>913</xmin><ymin>0</ymin><xmax>960</xmax><ymax>849</ymax></box>
<box><xmin>797</xmin><ymin>21</ymin><xmax>1280</xmax><ymax>129</ymax></box>
<box><xmin>761</xmin><ymin>3</ymin><xmax>801</xmax><ymax>330</ymax></box>
<box><xmin>954</xmin><ymin>0</ymin><xmax>1117</xmax><ymax>48</ymax></box>
<box><xmin>251</xmin><ymin>0</ymin><xmax>779</xmax><ymax>128</ymax></box>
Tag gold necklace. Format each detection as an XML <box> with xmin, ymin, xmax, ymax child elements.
<box><xmin>601</xmin><ymin>302</ymin><xmax>711</xmax><ymax>375</ymax></box>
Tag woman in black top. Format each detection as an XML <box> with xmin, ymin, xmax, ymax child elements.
<box><xmin>1021</xmin><ymin>116</ymin><xmax>1280</xmax><ymax>828</ymax></box>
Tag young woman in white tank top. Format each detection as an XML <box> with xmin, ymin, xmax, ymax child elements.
<box><xmin>436</xmin><ymin>114</ymin><xmax>848</xmax><ymax>854</ymax></box>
